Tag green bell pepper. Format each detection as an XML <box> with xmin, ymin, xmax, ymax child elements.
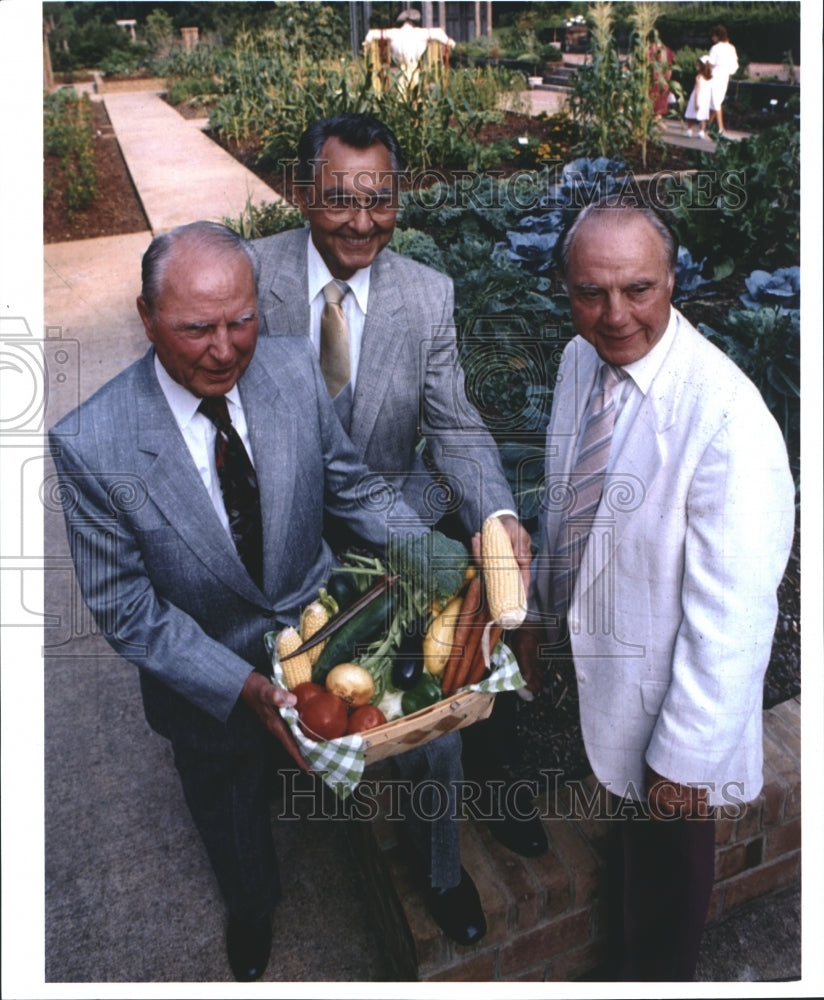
<box><xmin>401</xmin><ymin>672</ymin><xmax>442</xmax><ymax>715</ymax></box>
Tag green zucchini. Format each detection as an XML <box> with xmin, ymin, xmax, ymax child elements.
<box><xmin>312</xmin><ymin>584</ymin><xmax>398</xmax><ymax>683</ymax></box>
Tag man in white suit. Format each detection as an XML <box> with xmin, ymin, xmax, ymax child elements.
<box><xmin>254</xmin><ymin>113</ymin><xmax>547</xmax><ymax>861</ymax></box>
<box><xmin>518</xmin><ymin>201</ymin><xmax>795</xmax><ymax>980</ymax></box>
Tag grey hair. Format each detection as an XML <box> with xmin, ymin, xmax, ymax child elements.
<box><xmin>140</xmin><ymin>221</ymin><xmax>259</xmax><ymax>313</ymax></box>
<box><xmin>557</xmin><ymin>200</ymin><xmax>679</xmax><ymax>276</ymax></box>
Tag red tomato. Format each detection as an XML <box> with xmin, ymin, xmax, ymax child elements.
<box><xmin>346</xmin><ymin>704</ymin><xmax>387</xmax><ymax>735</ymax></box>
<box><xmin>299</xmin><ymin>691</ymin><xmax>348</xmax><ymax>741</ymax></box>
<box><xmin>292</xmin><ymin>681</ymin><xmax>325</xmax><ymax>714</ymax></box>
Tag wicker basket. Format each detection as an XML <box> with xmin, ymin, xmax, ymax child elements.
<box><xmin>359</xmin><ymin>687</ymin><xmax>495</xmax><ymax>765</ymax></box>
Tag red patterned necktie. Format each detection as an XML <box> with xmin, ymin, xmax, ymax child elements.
<box><xmin>198</xmin><ymin>394</ymin><xmax>263</xmax><ymax>587</ymax></box>
<box><xmin>551</xmin><ymin>363</ymin><xmax>626</xmax><ymax>614</ymax></box>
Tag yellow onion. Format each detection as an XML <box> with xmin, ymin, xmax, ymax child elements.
<box><xmin>325</xmin><ymin>663</ymin><xmax>375</xmax><ymax>708</ymax></box>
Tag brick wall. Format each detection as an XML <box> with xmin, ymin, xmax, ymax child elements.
<box><xmin>347</xmin><ymin>697</ymin><xmax>800</xmax><ymax>982</ymax></box>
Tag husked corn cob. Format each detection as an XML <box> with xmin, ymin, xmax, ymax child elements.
<box><xmin>300</xmin><ymin>600</ymin><xmax>329</xmax><ymax>665</ymax></box>
<box><xmin>276</xmin><ymin>626</ymin><xmax>313</xmax><ymax>690</ymax></box>
<box><xmin>481</xmin><ymin>515</ymin><xmax>527</xmax><ymax>628</ymax></box>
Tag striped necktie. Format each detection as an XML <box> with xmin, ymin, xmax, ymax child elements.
<box><xmin>551</xmin><ymin>362</ymin><xmax>625</xmax><ymax>614</ymax></box>
<box><xmin>198</xmin><ymin>394</ymin><xmax>263</xmax><ymax>587</ymax></box>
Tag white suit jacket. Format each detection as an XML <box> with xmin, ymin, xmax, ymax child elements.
<box><xmin>532</xmin><ymin>310</ymin><xmax>795</xmax><ymax>806</ymax></box>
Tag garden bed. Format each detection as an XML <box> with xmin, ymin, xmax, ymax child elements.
<box><xmin>206</xmin><ymin>109</ymin><xmax>698</xmax><ymax>205</ymax></box>
<box><xmin>44</xmin><ymin>99</ymin><xmax>149</xmax><ymax>244</ymax></box>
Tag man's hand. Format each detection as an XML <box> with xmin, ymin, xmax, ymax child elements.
<box><xmin>497</xmin><ymin>513</ymin><xmax>533</xmax><ymax>597</ymax></box>
<box><xmin>241</xmin><ymin>672</ymin><xmax>311</xmax><ymax>772</ymax></box>
<box><xmin>645</xmin><ymin>765</ymin><xmax>710</xmax><ymax>820</ymax></box>
<box><xmin>474</xmin><ymin>520</ymin><xmax>541</xmax><ymax>693</ymax></box>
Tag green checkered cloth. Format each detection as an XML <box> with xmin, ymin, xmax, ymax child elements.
<box><xmin>264</xmin><ymin>629</ymin><xmax>525</xmax><ymax>798</ymax></box>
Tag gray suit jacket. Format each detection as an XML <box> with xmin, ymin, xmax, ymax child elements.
<box><xmin>254</xmin><ymin>227</ymin><xmax>516</xmax><ymax>535</ymax></box>
<box><xmin>48</xmin><ymin>337</ymin><xmax>423</xmax><ymax>747</ymax></box>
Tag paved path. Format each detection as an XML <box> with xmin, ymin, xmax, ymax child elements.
<box><xmin>104</xmin><ymin>90</ymin><xmax>280</xmax><ymax>234</ymax></box>
<box><xmin>37</xmin><ymin>83</ymin><xmax>801</xmax><ymax>989</ymax></box>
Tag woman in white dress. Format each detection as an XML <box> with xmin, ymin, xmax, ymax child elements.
<box><xmin>708</xmin><ymin>24</ymin><xmax>739</xmax><ymax>136</ymax></box>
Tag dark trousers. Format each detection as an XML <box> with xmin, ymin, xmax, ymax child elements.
<box><xmin>171</xmin><ymin>731</ymin><xmax>282</xmax><ymax>924</ymax></box>
<box><xmin>460</xmin><ymin>689</ymin><xmax>520</xmax><ymax>780</ymax></box>
<box><xmin>390</xmin><ymin>730</ymin><xmax>464</xmax><ymax>890</ymax></box>
<box><xmin>607</xmin><ymin>807</ymin><xmax>716</xmax><ymax>981</ymax></box>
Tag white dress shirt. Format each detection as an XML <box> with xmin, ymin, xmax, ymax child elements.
<box><xmin>604</xmin><ymin>307</ymin><xmax>677</xmax><ymax>472</ymax></box>
<box><xmin>154</xmin><ymin>354</ymin><xmax>254</xmax><ymax>538</ymax></box>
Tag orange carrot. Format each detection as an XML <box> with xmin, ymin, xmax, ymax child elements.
<box><xmin>466</xmin><ymin>623</ymin><xmax>504</xmax><ymax>686</ymax></box>
<box><xmin>440</xmin><ymin>574</ymin><xmax>483</xmax><ymax>695</ymax></box>
<box><xmin>446</xmin><ymin>599</ymin><xmax>489</xmax><ymax>693</ymax></box>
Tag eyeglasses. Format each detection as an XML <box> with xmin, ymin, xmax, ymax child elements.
<box><xmin>318</xmin><ymin>193</ymin><xmax>399</xmax><ymax>218</ymax></box>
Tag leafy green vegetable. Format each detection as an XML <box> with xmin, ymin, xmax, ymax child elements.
<box><xmin>386</xmin><ymin>530</ymin><xmax>469</xmax><ymax>620</ymax></box>
<box><xmin>323</xmin><ymin>532</ymin><xmax>468</xmax><ymax>701</ymax></box>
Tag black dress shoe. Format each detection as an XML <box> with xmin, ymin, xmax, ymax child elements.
<box><xmin>226</xmin><ymin>912</ymin><xmax>272</xmax><ymax>982</ymax></box>
<box><xmin>486</xmin><ymin>785</ymin><xmax>548</xmax><ymax>858</ymax></box>
<box><xmin>427</xmin><ymin>867</ymin><xmax>487</xmax><ymax>946</ymax></box>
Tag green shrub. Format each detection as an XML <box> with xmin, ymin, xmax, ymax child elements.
<box><xmin>665</xmin><ymin>119</ymin><xmax>800</xmax><ymax>274</ymax></box>
<box><xmin>99</xmin><ymin>43</ymin><xmax>151</xmax><ymax>78</ymax></box>
<box><xmin>47</xmin><ymin>12</ymin><xmax>132</xmax><ymax>72</ymax></box>
<box><xmin>224</xmin><ymin>197</ymin><xmax>305</xmax><ymax>240</ymax></box>
<box><xmin>166</xmin><ymin>76</ymin><xmax>219</xmax><ymax>106</ymax></box>
<box><xmin>655</xmin><ymin>2</ymin><xmax>800</xmax><ymax>64</ymax></box>
<box><xmin>43</xmin><ymin>88</ymin><xmax>98</xmax><ymax>216</ymax></box>
<box><xmin>699</xmin><ymin>306</ymin><xmax>799</xmax><ymax>481</ymax></box>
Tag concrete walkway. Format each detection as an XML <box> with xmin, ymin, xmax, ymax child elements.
<box><xmin>104</xmin><ymin>89</ymin><xmax>280</xmax><ymax>234</ymax></box>
<box><xmin>38</xmin><ymin>84</ymin><xmax>803</xmax><ymax>988</ymax></box>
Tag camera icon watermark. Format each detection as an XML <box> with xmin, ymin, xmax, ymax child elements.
<box><xmin>0</xmin><ymin>318</ymin><xmax>80</xmax><ymax>435</ymax></box>
<box><xmin>1</xmin><ymin>319</ymin><xmax>81</xmax><ymax>634</ymax></box>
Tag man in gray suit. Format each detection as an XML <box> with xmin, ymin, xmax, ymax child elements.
<box><xmin>254</xmin><ymin>113</ymin><xmax>548</xmax><ymax>859</ymax></box>
<box><xmin>48</xmin><ymin>222</ymin><xmax>483</xmax><ymax>981</ymax></box>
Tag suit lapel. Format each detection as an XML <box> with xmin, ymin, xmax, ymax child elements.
<box><xmin>260</xmin><ymin>228</ymin><xmax>311</xmax><ymax>338</ymax></box>
<box><xmin>544</xmin><ymin>338</ymin><xmax>599</xmax><ymax>553</ymax></box>
<box><xmin>238</xmin><ymin>351</ymin><xmax>296</xmax><ymax>597</ymax></box>
<box><xmin>351</xmin><ymin>251</ymin><xmax>408</xmax><ymax>445</ymax></box>
<box><xmin>133</xmin><ymin>352</ymin><xmax>269</xmax><ymax>606</ymax></box>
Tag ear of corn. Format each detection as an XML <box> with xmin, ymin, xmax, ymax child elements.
<box><xmin>276</xmin><ymin>626</ymin><xmax>313</xmax><ymax>689</ymax></box>
<box><xmin>481</xmin><ymin>515</ymin><xmax>527</xmax><ymax>628</ymax></box>
<box><xmin>300</xmin><ymin>600</ymin><xmax>330</xmax><ymax>665</ymax></box>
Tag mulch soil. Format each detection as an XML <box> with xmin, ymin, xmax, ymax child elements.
<box><xmin>44</xmin><ymin>99</ymin><xmax>149</xmax><ymax>244</ymax></box>
<box><xmin>43</xmin><ymin>94</ymin><xmax>800</xmax><ymax>783</ymax></box>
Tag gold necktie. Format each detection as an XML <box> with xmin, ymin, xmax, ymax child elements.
<box><xmin>320</xmin><ymin>281</ymin><xmax>351</xmax><ymax>400</ymax></box>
